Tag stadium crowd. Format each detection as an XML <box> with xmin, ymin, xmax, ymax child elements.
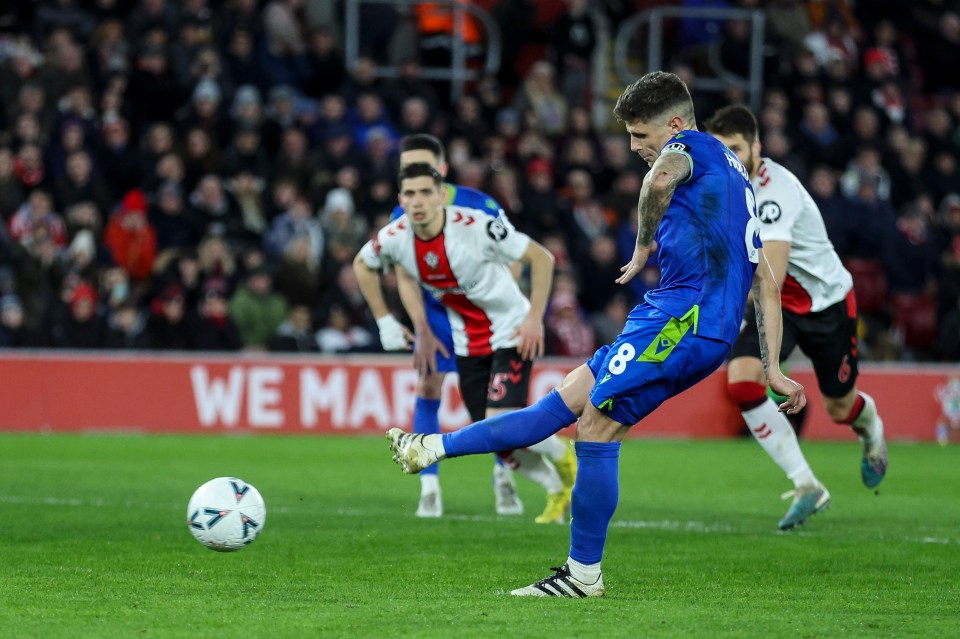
<box><xmin>0</xmin><ymin>0</ymin><xmax>957</xmax><ymax>361</ymax></box>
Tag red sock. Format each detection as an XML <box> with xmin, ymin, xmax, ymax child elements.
<box><xmin>728</xmin><ymin>381</ymin><xmax>768</xmax><ymax>411</ymax></box>
<box><xmin>839</xmin><ymin>393</ymin><xmax>866</xmax><ymax>424</ymax></box>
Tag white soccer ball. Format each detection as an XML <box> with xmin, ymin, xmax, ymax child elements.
<box><xmin>187</xmin><ymin>477</ymin><xmax>266</xmax><ymax>551</ymax></box>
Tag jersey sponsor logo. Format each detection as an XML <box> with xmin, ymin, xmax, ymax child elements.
<box><xmin>423</xmin><ymin>281</ymin><xmax>479</xmax><ymax>297</ymax></box>
<box><xmin>663</xmin><ymin>142</ymin><xmax>690</xmax><ymax>154</ymax></box>
<box><xmin>758</xmin><ymin>201</ymin><xmax>782</xmax><ymax>223</ymax></box>
<box><xmin>423</xmin><ymin>251</ymin><xmax>440</xmax><ymax>270</ymax></box>
<box><xmin>486</xmin><ymin>219</ymin><xmax>509</xmax><ymax>241</ymax></box>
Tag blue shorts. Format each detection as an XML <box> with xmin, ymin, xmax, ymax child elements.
<box><xmin>586</xmin><ymin>302</ymin><xmax>731</xmax><ymax>426</ymax></box>
<box><xmin>422</xmin><ymin>291</ymin><xmax>457</xmax><ymax>373</ymax></box>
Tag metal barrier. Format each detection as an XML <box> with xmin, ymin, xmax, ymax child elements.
<box><xmin>614</xmin><ymin>6</ymin><xmax>766</xmax><ymax>112</ymax></box>
<box><xmin>343</xmin><ymin>0</ymin><xmax>501</xmax><ymax>103</ymax></box>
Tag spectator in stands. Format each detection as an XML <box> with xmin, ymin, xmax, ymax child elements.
<box><xmin>9</xmin><ymin>189</ymin><xmax>67</xmax><ymax>251</ymax></box>
<box><xmin>196</xmin><ymin>236</ymin><xmax>236</xmax><ymax>289</ymax></box>
<box><xmin>545</xmin><ymin>289</ymin><xmax>594</xmax><ymax>358</ymax></box>
<box><xmin>180</xmin><ymin>127</ymin><xmax>223</xmax><ymax>192</ymax></box>
<box><xmin>126</xmin><ymin>44</ymin><xmax>180</xmax><ymax>129</ymax></box>
<box><xmin>192</xmin><ymin>277</ymin><xmax>243</xmax><ymax>351</ymax></box>
<box><xmin>883</xmin><ymin>204</ymin><xmax>939</xmax><ymax>295</ymax></box>
<box><xmin>228</xmin><ymin>264</ymin><xmax>288</xmax><ymax>350</ymax></box>
<box><xmin>226</xmin><ymin>171</ymin><xmax>268</xmax><ymax>241</ymax></box>
<box><xmin>269</xmin><ymin>304</ymin><xmax>319</xmax><ymax>353</ymax></box>
<box><xmin>49</xmin><ymin>281</ymin><xmax>108</xmax><ymax>348</ymax></box>
<box><xmin>98</xmin><ymin>117</ymin><xmax>140</xmax><ymax>200</ymax></box>
<box><xmin>303</xmin><ymin>26</ymin><xmax>346</xmax><ymax>100</ymax></box>
<box><xmin>0</xmin><ymin>294</ymin><xmax>39</xmax><ymax>348</ymax></box>
<box><xmin>187</xmin><ymin>175</ymin><xmax>246</xmax><ymax>245</ymax></box>
<box><xmin>264</xmin><ymin>193</ymin><xmax>323</xmax><ymax>263</ymax></box>
<box><xmin>273</xmin><ymin>233</ymin><xmax>322</xmax><ymax>309</ymax></box>
<box><xmin>315</xmin><ymin>303</ymin><xmax>374</xmax><ymax>354</ymax></box>
<box><xmin>549</xmin><ymin>0</ymin><xmax>596</xmax><ymax>109</ymax></box>
<box><xmin>13</xmin><ymin>144</ymin><xmax>47</xmax><ymax>191</ymax></box>
<box><xmin>105</xmin><ymin>299</ymin><xmax>144</xmax><ymax>349</ymax></box>
<box><xmin>513</xmin><ymin>61</ymin><xmax>568</xmax><ymax>137</ymax></box>
<box><xmin>0</xmin><ymin>148</ymin><xmax>25</xmax><ymax>222</ymax></box>
<box><xmin>140</xmin><ymin>282</ymin><xmax>191</xmax><ymax>351</ymax></box>
<box><xmin>104</xmin><ymin>189</ymin><xmax>157</xmax><ymax>283</ymax></box>
<box><xmin>223</xmin><ymin>124</ymin><xmax>270</xmax><ymax>179</ymax></box>
<box><xmin>53</xmin><ymin>150</ymin><xmax>111</xmax><ymax>214</ymax></box>
<box><xmin>150</xmin><ymin>181</ymin><xmax>203</xmax><ymax>252</ymax></box>
<box><xmin>273</xmin><ymin>127</ymin><xmax>315</xmax><ymax>193</ymax></box>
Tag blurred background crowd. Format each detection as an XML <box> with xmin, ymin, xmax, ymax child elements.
<box><xmin>0</xmin><ymin>0</ymin><xmax>957</xmax><ymax>362</ymax></box>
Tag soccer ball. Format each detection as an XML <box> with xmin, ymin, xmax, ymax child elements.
<box><xmin>187</xmin><ymin>477</ymin><xmax>266</xmax><ymax>551</ymax></box>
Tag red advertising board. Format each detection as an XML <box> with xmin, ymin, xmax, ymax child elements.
<box><xmin>0</xmin><ymin>353</ymin><xmax>954</xmax><ymax>441</ymax></box>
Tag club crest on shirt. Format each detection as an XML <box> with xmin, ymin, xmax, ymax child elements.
<box><xmin>423</xmin><ymin>251</ymin><xmax>440</xmax><ymax>269</ymax></box>
<box><xmin>663</xmin><ymin>142</ymin><xmax>690</xmax><ymax>153</ymax></box>
<box><xmin>758</xmin><ymin>201</ymin><xmax>782</xmax><ymax>223</ymax></box>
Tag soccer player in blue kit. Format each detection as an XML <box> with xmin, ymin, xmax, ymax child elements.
<box><xmin>386</xmin><ymin>71</ymin><xmax>806</xmax><ymax>597</ymax></box>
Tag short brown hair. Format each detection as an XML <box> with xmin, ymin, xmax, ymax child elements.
<box><xmin>613</xmin><ymin>71</ymin><xmax>695</xmax><ymax>125</ymax></box>
<box><xmin>397</xmin><ymin>162</ymin><xmax>443</xmax><ymax>188</ymax></box>
<box><xmin>704</xmin><ymin>105</ymin><xmax>759</xmax><ymax>145</ymax></box>
<box><xmin>400</xmin><ymin>134</ymin><xmax>445</xmax><ymax>164</ymax></box>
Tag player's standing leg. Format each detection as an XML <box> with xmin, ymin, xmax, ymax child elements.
<box><xmin>483</xmin><ymin>349</ymin><xmax>575</xmax><ymax>523</ymax></box>
<box><xmin>726</xmin><ymin>311</ymin><xmax>829</xmax><ymax>529</ymax></box>
<box><xmin>412</xmin><ymin>372</ymin><xmax>444</xmax><ymax>518</ymax></box>
<box><xmin>727</xmin><ymin>366</ymin><xmax>829</xmax><ymax>529</ymax></box>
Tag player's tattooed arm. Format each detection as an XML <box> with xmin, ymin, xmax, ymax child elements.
<box><xmin>752</xmin><ymin>249</ymin><xmax>807</xmax><ymax>414</ymax></box>
<box><xmin>617</xmin><ymin>151</ymin><xmax>690</xmax><ymax>285</ymax></box>
<box><xmin>637</xmin><ymin>151</ymin><xmax>691</xmax><ymax>245</ymax></box>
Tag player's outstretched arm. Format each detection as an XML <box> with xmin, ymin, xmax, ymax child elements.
<box><xmin>352</xmin><ymin>251</ymin><xmax>413</xmax><ymax>351</ymax></box>
<box><xmin>395</xmin><ymin>263</ymin><xmax>449</xmax><ymax>374</ymax></box>
<box><xmin>617</xmin><ymin>151</ymin><xmax>689</xmax><ymax>284</ymax></box>
<box><xmin>752</xmin><ymin>248</ymin><xmax>806</xmax><ymax>413</ymax></box>
<box><xmin>513</xmin><ymin>239</ymin><xmax>555</xmax><ymax>360</ymax></box>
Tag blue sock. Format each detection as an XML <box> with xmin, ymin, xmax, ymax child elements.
<box><xmin>569</xmin><ymin>441</ymin><xmax>620</xmax><ymax>566</ymax></box>
<box><xmin>413</xmin><ymin>397</ymin><xmax>441</xmax><ymax>475</ymax></box>
<box><xmin>441</xmin><ymin>390</ymin><xmax>575</xmax><ymax>457</ymax></box>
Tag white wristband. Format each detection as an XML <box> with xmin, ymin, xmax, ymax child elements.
<box><xmin>376</xmin><ymin>315</ymin><xmax>408</xmax><ymax>350</ymax></box>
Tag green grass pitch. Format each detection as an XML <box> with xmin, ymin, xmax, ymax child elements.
<box><xmin>1</xmin><ymin>433</ymin><xmax>958</xmax><ymax>638</ymax></box>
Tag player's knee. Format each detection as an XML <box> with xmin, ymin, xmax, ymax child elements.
<box><xmin>575</xmin><ymin>408</ymin><xmax>622</xmax><ymax>443</ymax></box>
<box><xmin>416</xmin><ymin>373</ymin><xmax>445</xmax><ymax>400</ymax></box>
<box><xmin>727</xmin><ymin>380</ymin><xmax>768</xmax><ymax>412</ymax></box>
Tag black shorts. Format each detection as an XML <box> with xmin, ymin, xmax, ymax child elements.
<box><xmin>456</xmin><ymin>348</ymin><xmax>533</xmax><ymax>423</ymax></box>
<box><xmin>728</xmin><ymin>290</ymin><xmax>859</xmax><ymax>399</ymax></box>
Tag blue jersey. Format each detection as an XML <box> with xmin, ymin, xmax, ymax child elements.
<box><xmin>390</xmin><ymin>185</ymin><xmax>505</xmax><ymax>371</ymax></box>
<box><xmin>644</xmin><ymin>130</ymin><xmax>760</xmax><ymax>345</ymax></box>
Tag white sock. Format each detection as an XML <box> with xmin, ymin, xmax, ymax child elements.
<box><xmin>422</xmin><ymin>434</ymin><xmax>447</xmax><ymax>460</ymax></box>
<box><xmin>527</xmin><ymin>435</ymin><xmax>567</xmax><ymax>462</ymax></box>
<box><xmin>509</xmin><ymin>448</ymin><xmax>563</xmax><ymax>493</ymax></box>
<box><xmin>493</xmin><ymin>462</ymin><xmax>515</xmax><ymax>484</ymax></box>
<box><xmin>743</xmin><ymin>398</ymin><xmax>817</xmax><ymax>488</ymax></box>
<box><xmin>420</xmin><ymin>474</ymin><xmax>439</xmax><ymax>495</ymax></box>
<box><xmin>566</xmin><ymin>557</ymin><xmax>601</xmax><ymax>584</ymax></box>
<box><xmin>852</xmin><ymin>392</ymin><xmax>882</xmax><ymax>440</ymax></box>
